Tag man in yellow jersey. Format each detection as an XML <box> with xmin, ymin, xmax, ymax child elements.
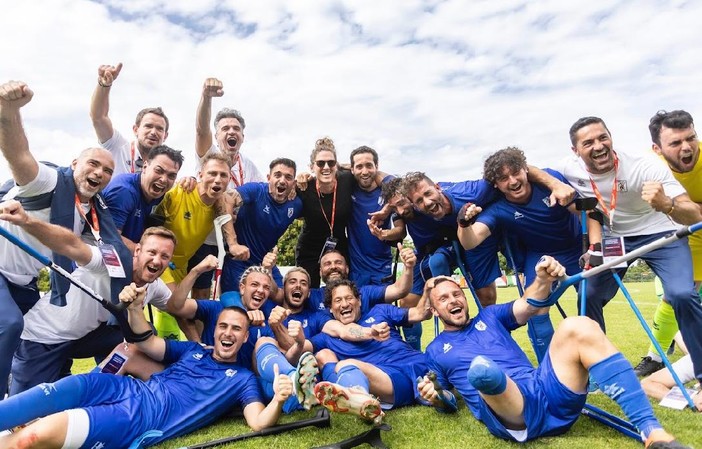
<box><xmin>152</xmin><ymin>152</ymin><xmax>232</xmax><ymax>339</ymax></box>
<box><xmin>633</xmin><ymin>110</ymin><xmax>702</xmax><ymax>376</ymax></box>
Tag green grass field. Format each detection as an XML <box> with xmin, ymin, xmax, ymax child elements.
<box><xmin>73</xmin><ymin>282</ymin><xmax>700</xmax><ymax>448</ymax></box>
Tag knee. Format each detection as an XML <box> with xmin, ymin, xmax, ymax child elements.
<box><xmin>254</xmin><ymin>337</ymin><xmax>278</xmax><ymax>351</ymax></box>
<box><xmin>314</xmin><ymin>349</ymin><xmax>339</xmax><ymax>367</ymax></box>
<box><xmin>336</xmin><ymin>359</ymin><xmax>359</xmax><ymax>371</ymax></box>
<box><xmin>555</xmin><ymin>316</ymin><xmax>604</xmax><ymax>345</ymax></box>
<box><xmin>477</xmin><ymin>284</ymin><xmax>496</xmax><ymax>307</ymax></box>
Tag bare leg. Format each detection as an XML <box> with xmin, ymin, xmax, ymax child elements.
<box><xmin>475</xmin><ymin>283</ymin><xmax>497</xmax><ymax>308</ymax></box>
<box><xmin>336</xmin><ymin>359</ymin><xmax>395</xmax><ymax>404</ymax></box>
<box><xmin>476</xmin><ymin>378</ymin><xmax>526</xmax><ymax>429</ymax></box>
<box><xmin>0</xmin><ymin>412</ymin><xmax>68</xmax><ymax>449</ymax></box>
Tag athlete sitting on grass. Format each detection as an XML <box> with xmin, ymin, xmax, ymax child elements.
<box><xmin>418</xmin><ymin>256</ymin><xmax>691</xmax><ymax>448</ymax></box>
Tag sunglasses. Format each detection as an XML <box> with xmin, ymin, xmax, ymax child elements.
<box><xmin>315</xmin><ymin>160</ymin><xmax>337</xmax><ymax>168</ymax></box>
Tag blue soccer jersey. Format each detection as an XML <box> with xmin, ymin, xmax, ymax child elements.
<box><xmin>348</xmin><ymin>178</ymin><xmax>393</xmax><ymax>285</ymax></box>
<box><xmin>425</xmin><ymin>303</ymin><xmax>586</xmax><ymax>441</ymax></box>
<box><xmin>75</xmin><ymin>340</ymin><xmax>263</xmax><ymax>447</ymax></box>
<box><xmin>307</xmin><ymin>284</ymin><xmax>387</xmax><ymax>313</ymax></box>
<box><xmin>103</xmin><ymin>173</ymin><xmax>161</xmax><ymax>242</ymax></box>
<box><xmin>284</xmin><ymin>308</ymin><xmax>332</xmax><ymax>339</ymax></box>
<box><xmin>476</xmin><ymin>169</ymin><xmax>582</xmax><ymax>284</ymax></box>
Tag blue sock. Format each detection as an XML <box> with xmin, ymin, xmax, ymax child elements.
<box><xmin>336</xmin><ymin>365</ymin><xmax>370</xmax><ymax>393</ymax></box>
<box><xmin>255</xmin><ymin>342</ymin><xmax>295</xmax><ymax>382</ymax></box>
<box><xmin>526</xmin><ymin>314</ymin><xmax>554</xmax><ymax>363</ymax></box>
<box><xmin>467</xmin><ymin>355</ymin><xmax>507</xmax><ymax>395</ymax></box>
<box><xmin>589</xmin><ymin>353</ymin><xmax>662</xmax><ymax>438</ymax></box>
<box><xmin>321</xmin><ymin>362</ymin><xmax>338</xmax><ymax>383</ymax></box>
<box><xmin>402</xmin><ymin>322</ymin><xmax>423</xmax><ymax>351</ymax></box>
<box><xmin>0</xmin><ymin>375</ymin><xmax>86</xmax><ymax>430</ymax></box>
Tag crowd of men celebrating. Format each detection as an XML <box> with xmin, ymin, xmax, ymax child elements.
<box><xmin>0</xmin><ymin>63</ymin><xmax>700</xmax><ymax>448</ymax></box>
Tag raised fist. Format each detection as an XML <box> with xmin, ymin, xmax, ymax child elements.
<box><xmin>203</xmin><ymin>78</ymin><xmax>224</xmax><ymax>98</ymax></box>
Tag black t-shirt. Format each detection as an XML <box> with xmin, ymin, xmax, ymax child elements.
<box><xmin>295</xmin><ymin>169</ymin><xmax>354</xmax><ymax>266</ymax></box>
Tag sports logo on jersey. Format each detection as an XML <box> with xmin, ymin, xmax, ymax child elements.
<box><xmin>263</xmin><ymin>205</ymin><xmax>270</xmax><ymax>214</ymax></box>
<box><xmin>91</xmin><ymin>443</ymin><xmax>106</xmax><ymax>449</ymax></box>
<box><xmin>135</xmin><ymin>209</ymin><xmax>142</xmax><ymax>217</ymax></box>
<box><xmin>302</xmin><ymin>319</ymin><xmax>308</xmax><ymax>328</ymax></box>
<box><xmin>288</xmin><ymin>207</ymin><xmax>295</xmax><ymax>218</ymax></box>
<box><xmin>377</xmin><ymin>196</ymin><xmax>384</xmax><ymax>206</ymax></box>
<box><xmin>616</xmin><ymin>180</ymin><xmax>628</xmax><ymax>192</ymax></box>
<box><xmin>95</xmin><ymin>195</ymin><xmax>108</xmax><ymax>210</ymax></box>
<box><xmin>192</xmin><ymin>353</ymin><xmax>204</xmax><ymax>360</ymax></box>
<box><xmin>39</xmin><ymin>383</ymin><xmax>57</xmax><ymax>396</ymax></box>
<box><xmin>475</xmin><ymin>320</ymin><xmax>487</xmax><ymax>331</ymax></box>
<box><xmin>541</xmin><ymin>196</ymin><xmax>551</xmax><ymax>207</ymax></box>
<box><xmin>225</xmin><ymin>369</ymin><xmax>238</xmax><ymax>378</ymax></box>
<box><xmin>513</xmin><ymin>212</ymin><xmax>524</xmax><ymax>220</ymax></box>
<box><xmin>364</xmin><ymin>317</ymin><xmax>376</xmax><ymax>324</ymax></box>
<box><xmin>578</xmin><ymin>179</ymin><xmax>586</xmax><ymax>187</ymax></box>
<box><xmin>184</xmin><ymin>211</ymin><xmax>192</xmax><ymax>220</ymax></box>
<box><xmin>318</xmin><ymin>303</ymin><xmax>326</xmax><ymax>311</ymax></box>
<box><xmin>443</xmin><ymin>343</ymin><xmax>453</xmax><ymax>353</ymax></box>
<box><xmin>351</xmin><ymin>194</ymin><xmax>357</xmax><ymax>203</ymax></box>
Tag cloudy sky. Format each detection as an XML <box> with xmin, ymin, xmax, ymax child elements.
<box><xmin>0</xmin><ymin>0</ymin><xmax>700</xmax><ymax>183</ymax></box>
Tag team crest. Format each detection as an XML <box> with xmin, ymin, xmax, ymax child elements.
<box><xmin>225</xmin><ymin>369</ymin><xmax>238</xmax><ymax>378</ymax></box>
<box><xmin>616</xmin><ymin>180</ymin><xmax>628</xmax><ymax>192</ymax></box>
<box><xmin>192</xmin><ymin>353</ymin><xmax>203</xmax><ymax>360</ymax></box>
<box><xmin>578</xmin><ymin>179</ymin><xmax>586</xmax><ymax>187</ymax></box>
<box><xmin>302</xmin><ymin>319</ymin><xmax>308</xmax><ymax>328</ymax></box>
<box><xmin>288</xmin><ymin>207</ymin><xmax>294</xmax><ymax>218</ymax></box>
<box><xmin>365</xmin><ymin>317</ymin><xmax>376</xmax><ymax>324</ymax></box>
<box><xmin>475</xmin><ymin>320</ymin><xmax>487</xmax><ymax>331</ymax></box>
<box><xmin>443</xmin><ymin>343</ymin><xmax>453</xmax><ymax>353</ymax></box>
<box><xmin>541</xmin><ymin>196</ymin><xmax>551</xmax><ymax>207</ymax></box>
<box><xmin>184</xmin><ymin>211</ymin><xmax>192</xmax><ymax>220</ymax></box>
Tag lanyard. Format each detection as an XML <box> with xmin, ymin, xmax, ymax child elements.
<box><xmin>230</xmin><ymin>154</ymin><xmax>245</xmax><ymax>187</ymax></box>
<box><xmin>316</xmin><ymin>181</ymin><xmax>337</xmax><ymax>236</ymax></box>
<box><xmin>74</xmin><ymin>194</ymin><xmax>101</xmax><ymax>242</ymax></box>
<box><xmin>129</xmin><ymin>141</ymin><xmax>143</xmax><ymax>174</ymax></box>
<box><xmin>587</xmin><ymin>153</ymin><xmax>619</xmax><ymax>229</ymax></box>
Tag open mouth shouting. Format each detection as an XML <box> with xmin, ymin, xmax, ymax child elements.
<box><xmin>220</xmin><ymin>339</ymin><xmax>235</xmax><ymax>349</ymax></box>
<box><xmin>86</xmin><ymin>177</ymin><xmax>101</xmax><ymax>189</ymax></box>
<box><xmin>226</xmin><ymin>137</ymin><xmax>238</xmax><ymax>149</ymax></box>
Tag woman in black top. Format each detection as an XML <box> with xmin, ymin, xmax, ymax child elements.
<box><xmin>295</xmin><ymin>137</ymin><xmax>355</xmax><ymax>287</ymax></box>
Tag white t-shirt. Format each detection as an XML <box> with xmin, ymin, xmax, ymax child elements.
<box><xmin>553</xmin><ymin>151</ymin><xmax>686</xmax><ymax>236</ymax></box>
<box><xmin>21</xmin><ymin>245</ymin><xmax>172</xmax><ymax>344</ymax></box>
<box><xmin>199</xmin><ymin>145</ymin><xmax>265</xmax><ymax>245</ymax></box>
<box><xmin>0</xmin><ymin>164</ymin><xmax>87</xmax><ymax>286</ymax></box>
<box><xmin>101</xmin><ymin>129</ymin><xmax>141</xmax><ymax>176</ymax></box>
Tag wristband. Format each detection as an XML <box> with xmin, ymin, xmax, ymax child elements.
<box><xmin>97</xmin><ymin>79</ymin><xmax>112</xmax><ymax>88</ymax></box>
<box><xmin>124</xmin><ymin>328</ymin><xmax>154</xmax><ymax>343</ymax></box>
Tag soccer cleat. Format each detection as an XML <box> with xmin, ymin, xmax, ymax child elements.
<box><xmin>633</xmin><ymin>356</ymin><xmax>664</xmax><ymax>377</ymax></box>
<box><xmin>314</xmin><ymin>381</ymin><xmax>384</xmax><ymax>424</ymax></box>
<box><xmin>295</xmin><ymin>352</ymin><xmax>320</xmax><ymax>410</ymax></box>
<box><xmin>645</xmin><ymin>430</ymin><xmax>691</xmax><ymax>449</ymax></box>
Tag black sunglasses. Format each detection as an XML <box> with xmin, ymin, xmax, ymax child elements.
<box><xmin>315</xmin><ymin>160</ymin><xmax>337</xmax><ymax>168</ymax></box>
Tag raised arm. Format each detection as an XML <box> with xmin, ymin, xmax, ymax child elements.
<box><xmin>0</xmin><ymin>200</ymin><xmax>92</xmax><ymax>265</ymax></box>
<box><xmin>322</xmin><ymin>319</ymin><xmax>391</xmax><ymax>342</ymax></box>
<box><xmin>166</xmin><ymin>254</ymin><xmax>218</xmax><ymax>320</ymax></box>
<box><xmin>456</xmin><ymin>202</ymin><xmax>491</xmax><ymax>250</ymax></box>
<box><xmin>384</xmin><ymin>244</ymin><xmax>416</xmax><ymax>302</ymax></box>
<box><xmin>0</xmin><ymin>81</ymin><xmax>38</xmax><ymax>185</ymax></box>
<box><xmin>511</xmin><ymin>256</ymin><xmax>565</xmax><ymax>325</ymax></box>
<box><xmin>642</xmin><ymin>185</ymin><xmax>702</xmax><ymax>226</ymax></box>
<box><xmin>196</xmin><ymin>78</ymin><xmax>223</xmax><ymax>157</ymax></box>
<box><xmin>89</xmin><ymin>63</ymin><xmax>122</xmax><ymax>143</ymax></box>
<box><xmin>121</xmin><ymin>283</ymin><xmax>167</xmax><ymax>361</ymax></box>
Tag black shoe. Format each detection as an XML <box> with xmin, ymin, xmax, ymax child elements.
<box><xmin>647</xmin><ymin>439</ymin><xmax>692</xmax><ymax>448</ymax></box>
<box><xmin>633</xmin><ymin>356</ymin><xmax>664</xmax><ymax>377</ymax></box>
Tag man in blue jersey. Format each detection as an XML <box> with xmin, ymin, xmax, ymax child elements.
<box><xmin>102</xmin><ymin>144</ymin><xmax>184</xmax><ymax>252</ymax></box>
<box><xmin>0</xmin><ymin>285</ymin><xmax>293</xmax><ymax>449</ymax></box>
<box><xmin>307</xmin><ymin>245</ymin><xmax>416</xmax><ymax>312</ymax></box>
<box><xmin>220</xmin><ymin>158</ymin><xmax>303</xmax><ymax>294</ymax></box>
<box><xmin>418</xmin><ymin>257</ymin><xmax>690</xmax><ymax>448</ymax></box>
<box><xmin>456</xmin><ymin>147</ymin><xmax>598</xmax><ymax>361</ymax></box>
<box><xmin>309</xmin><ymin>279</ymin><xmax>432</xmax><ymax>424</ymax></box>
<box><xmin>348</xmin><ymin>146</ymin><xmax>395</xmax><ymax>285</ymax></box>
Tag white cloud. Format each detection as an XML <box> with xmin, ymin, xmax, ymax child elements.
<box><xmin>1</xmin><ymin>0</ymin><xmax>701</xmax><ymax>185</ymax></box>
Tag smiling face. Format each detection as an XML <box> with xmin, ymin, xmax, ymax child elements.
<box><xmin>141</xmin><ymin>154</ymin><xmax>180</xmax><ymax>201</ymax></box>
<box><xmin>320</xmin><ymin>251</ymin><xmax>349</xmax><ymax>284</ymax></box>
<box><xmin>198</xmin><ymin>159</ymin><xmax>230</xmax><ymax>204</ymax></box>
<box><xmin>267</xmin><ymin>163</ymin><xmax>296</xmax><ymax>204</ymax></box>
<box><xmin>329</xmin><ymin>285</ymin><xmax>362</xmax><ymax>325</ymax></box>
<box><xmin>283</xmin><ymin>270</ymin><xmax>310</xmax><ymax>312</ymax></box>
<box><xmin>312</xmin><ymin>150</ymin><xmax>338</xmax><ymax>186</ymax></box>
<box><xmin>215</xmin><ymin>117</ymin><xmax>244</xmax><ymax>160</ymax></box>
<box><xmin>429</xmin><ymin>279</ymin><xmax>469</xmax><ymax>331</ymax></box>
<box><xmin>407</xmin><ymin>179</ymin><xmax>449</xmax><ymax>219</ymax></box>
<box><xmin>72</xmin><ymin>148</ymin><xmax>115</xmax><ymax>202</ymax></box>
<box><xmin>212</xmin><ymin>308</ymin><xmax>249</xmax><ymax>363</ymax></box>
<box><xmin>351</xmin><ymin>152</ymin><xmax>378</xmax><ymax>191</ymax></box>
<box><xmin>132</xmin><ymin>235</ymin><xmax>175</xmax><ymax>285</ymax></box>
<box><xmin>133</xmin><ymin>113</ymin><xmax>168</xmax><ymax>154</ymax></box>
<box><xmin>240</xmin><ymin>271</ymin><xmax>273</xmax><ymax>311</ymax></box>
<box><xmin>653</xmin><ymin>125</ymin><xmax>700</xmax><ymax>174</ymax></box>
<box><xmin>572</xmin><ymin>123</ymin><xmax>616</xmax><ymax>174</ymax></box>
<box><xmin>387</xmin><ymin>193</ymin><xmax>414</xmax><ymax>219</ymax></box>
<box><xmin>494</xmin><ymin>165</ymin><xmax>531</xmax><ymax>204</ymax></box>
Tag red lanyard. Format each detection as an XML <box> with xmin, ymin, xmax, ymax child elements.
<box><xmin>74</xmin><ymin>194</ymin><xmax>101</xmax><ymax>242</ymax></box>
<box><xmin>587</xmin><ymin>153</ymin><xmax>619</xmax><ymax>229</ymax></box>
<box><xmin>316</xmin><ymin>181</ymin><xmax>337</xmax><ymax>236</ymax></box>
<box><xmin>130</xmin><ymin>141</ymin><xmax>136</xmax><ymax>174</ymax></box>
<box><xmin>230</xmin><ymin>154</ymin><xmax>245</xmax><ymax>187</ymax></box>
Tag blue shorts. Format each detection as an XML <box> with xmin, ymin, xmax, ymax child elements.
<box><xmin>187</xmin><ymin>244</ymin><xmax>217</xmax><ymax>290</ymax></box>
<box><xmin>477</xmin><ymin>352</ymin><xmax>587</xmax><ymax>442</ymax></box>
<box><xmin>462</xmin><ymin>235</ymin><xmax>501</xmax><ymax>290</ymax></box>
<box><xmin>379</xmin><ymin>360</ymin><xmax>427</xmax><ymax>409</ymax></box>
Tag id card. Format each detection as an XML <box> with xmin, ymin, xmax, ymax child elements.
<box><xmin>319</xmin><ymin>237</ymin><xmax>338</xmax><ymax>262</ymax></box>
<box><xmin>99</xmin><ymin>243</ymin><xmax>127</xmax><ymax>278</ymax></box>
<box><xmin>602</xmin><ymin>236</ymin><xmax>627</xmax><ymax>268</ymax></box>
